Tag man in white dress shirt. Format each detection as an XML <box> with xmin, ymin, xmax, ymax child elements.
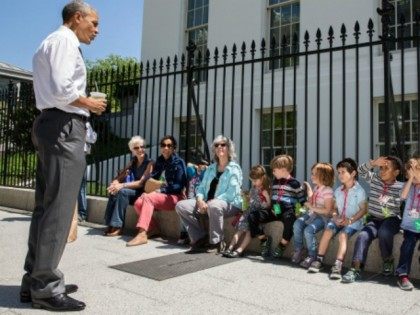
<box><xmin>20</xmin><ymin>1</ymin><xmax>106</xmax><ymax>311</ymax></box>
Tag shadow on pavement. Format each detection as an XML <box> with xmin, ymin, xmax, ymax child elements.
<box><xmin>1</xmin><ymin>216</ymin><xmax>31</xmax><ymax>222</ymax></box>
<box><xmin>0</xmin><ymin>285</ymin><xmax>31</xmax><ymax>309</ymax></box>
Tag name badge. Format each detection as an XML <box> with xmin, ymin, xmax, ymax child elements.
<box><xmin>378</xmin><ymin>194</ymin><xmax>390</xmax><ymax>206</ymax></box>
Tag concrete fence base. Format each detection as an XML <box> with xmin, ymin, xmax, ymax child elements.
<box><xmin>1</xmin><ymin>186</ymin><xmax>418</xmax><ymax>279</ymax></box>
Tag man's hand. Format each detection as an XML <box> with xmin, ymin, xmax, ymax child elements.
<box><xmin>71</xmin><ymin>96</ymin><xmax>107</xmax><ymax>115</ymax></box>
<box><xmin>86</xmin><ymin>97</ymin><xmax>107</xmax><ymax>115</ymax></box>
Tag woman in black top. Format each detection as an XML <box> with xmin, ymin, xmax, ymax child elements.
<box><xmin>104</xmin><ymin>136</ymin><xmax>153</xmax><ymax>236</ymax></box>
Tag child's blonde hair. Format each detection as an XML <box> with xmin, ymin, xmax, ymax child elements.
<box><xmin>270</xmin><ymin>154</ymin><xmax>293</xmax><ymax>173</ymax></box>
<box><xmin>249</xmin><ymin>165</ymin><xmax>271</xmax><ymax>193</ymax></box>
<box><xmin>312</xmin><ymin>162</ymin><xmax>335</xmax><ymax>187</ymax></box>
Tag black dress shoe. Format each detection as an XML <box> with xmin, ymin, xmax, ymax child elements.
<box><xmin>32</xmin><ymin>293</ymin><xmax>86</xmax><ymax>312</ymax></box>
<box><xmin>20</xmin><ymin>284</ymin><xmax>78</xmax><ymax>303</ymax></box>
<box><xmin>186</xmin><ymin>235</ymin><xmax>208</xmax><ymax>253</ymax></box>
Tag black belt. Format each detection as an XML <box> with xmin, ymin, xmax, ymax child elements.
<box><xmin>43</xmin><ymin>107</ymin><xmax>88</xmax><ymax>122</ymax></box>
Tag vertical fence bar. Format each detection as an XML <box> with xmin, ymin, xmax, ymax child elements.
<box><xmin>150</xmin><ymin>60</ymin><xmax>158</xmax><ymax>158</ymax></box>
<box><xmin>143</xmin><ymin>62</ymin><xmax>150</xmax><ymax>151</ymax></box>
<box><xmin>281</xmin><ymin>35</ymin><xmax>287</xmax><ymax>157</ymax></box>
<box><xmin>239</xmin><ymin>42</ymin><xmax>246</xmax><ymax>168</ymax></box>
<box><xmin>316</xmin><ymin>29</ymin><xmax>322</xmax><ymax>162</ymax></box>
<box><xmin>269</xmin><ymin>36</ymin><xmax>275</xmax><ymax>160</ymax></box>
<box><xmin>204</xmin><ymin>49</ymin><xmax>210</xmax><ymax>154</ymax></box>
<box><xmin>221</xmin><ymin>46</ymin><xmax>228</xmax><ymax>135</ymax></box>
<box><xmin>292</xmin><ymin>33</ymin><xmax>298</xmax><ymax>168</ymax></box>
<box><xmin>179</xmin><ymin>54</ymin><xmax>186</xmax><ymax>154</ymax></box>
<box><xmin>259</xmin><ymin>39</ymin><xmax>266</xmax><ymax>164</ymax></box>
<box><xmin>185</xmin><ymin>43</ymin><xmax>195</xmax><ymax>163</ymax></box>
<box><xmin>230</xmin><ymin>44</ymin><xmax>237</xmax><ymax>140</ymax></box>
<box><xmin>304</xmin><ymin>32</ymin><xmax>309</xmax><ymax>179</ymax></box>
<box><xmin>164</xmin><ymin>57</ymin><xmax>170</xmax><ymax>135</ymax></box>
<box><xmin>212</xmin><ymin>48</ymin><xmax>219</xmax><ymax>140</ymax></box>
<box><xmin>400</xmin><ymin>14</ymin><xmax>406</xmax><ymax>162</ymax></box>
<box><xmin>416</xmin><ymin>12</ymin><xmax>420</xmax><ymax>154</ymax></box>
<box><xmin>328</xmin><ymin>26</ymin><xmax>334</xmax><ymax>163</ymax></box>
<box><xmin>157</xmin><ymin>59</ymin><xmax>163</xmax><ymax>150</ymax></box>
<box><xmin>171</xmin><ymin>56</ymin><xmax>178</xmax><ymax>136</ymax></box>
<box><xmin>368</xmin><ymin>19</ymin><xmax>374</xmax><ymax>158</ymax></box>
<box><xmin>341</xmin><ymin>24</ymin><xmax>347</xmax><ymax>158</ymax></box>
<box><xmin>379</xmin><ymin>0</ymin><xmax>393</xmax><ymax>155</ymax></box>
<box><xmin>354</xmin><ymin>21</ymin><xmax>361</xmax><ymax>161</ymax></box>
<box><xmin>249</xmin><ymin>41</ymin><xmax>256</xmax><ymax>171</ymax></box>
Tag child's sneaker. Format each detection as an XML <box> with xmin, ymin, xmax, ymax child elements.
<box><xmin>308</xmin><ymin>260</ymin><xmax>323</xmax><ymax>273</ymax></box>
<box><xmin>342</xmin><ymin>268</ymin><xmax>361</xmax><ymax>283</ymax></box>
<box><xmin>291</xmin><ymin>249</ymin><xmax>304</xmax><ymax>264</ymax></box>
<box><xmin>260</xmin><ymin>236</ymin><xmax>272</xmax><ymax>257</ymax></box>
<box><xmin>272</xmin><ymin>245</ymin><xmax>284</xmax><ymax>258</ymax></box>
<box><xmin>329</xmin><ymin>263</ymin><xmax>342</xmax><ymax>280</ymax></box>
<box><xmin>300</xmin><ymin>256</ymin><xmax>315</xmax><ymax>269</ymax></box>
<box><xmin>397</xmin><ymin>276</ymin><xmax>414</xmax><ymax>291</ymax></box>
<box><xmin>382</xmin><ymin>259</ymin><xmax>394</xmax><ymax>276</ymax></box>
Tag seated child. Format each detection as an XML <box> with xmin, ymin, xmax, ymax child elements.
<box><xmin>308</xmin><ymin>158</ymin><xmax>367</xmax><ymax>280</ymax></box>
<box><xmin>248</xmin><ymin>155</ymin><xmax>306</xmax><ymax>258</ymax></box>
<box><xmin>342</xmin><ymin>156</ymin><xmax>403</xmax><ymax>283</ymax></box>
<box><xmin>395</xmin><ymin>157</ymin><xmax>420</xmax><ymax>291</ymax></box>
<box><xmin>292</xmin><ymin>162</ymin><xmax>335</xmax><ymax>268</ymax></box>
<box><xmin>223</xmin><ymin>165</ymin><xmax>271</xmax><ymax>258</ymax></box>
<box><xmin>178</xmin><ymin>158</ymin><xmax>208</xmax><ymax>245</ymax></box>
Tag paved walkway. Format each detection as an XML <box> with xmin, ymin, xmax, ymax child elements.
<box><xmin>0</xmin><ymin>208</ymin><xmax>419</xmax><ymax>314</ymax></box>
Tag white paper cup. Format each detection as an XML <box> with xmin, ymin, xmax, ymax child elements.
<box><xmin>90</xmin><ymin>91</ymin><xmax>107</xmax><ymax>99</ymax></box>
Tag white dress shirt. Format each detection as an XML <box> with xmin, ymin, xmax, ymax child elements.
<box><xmin>33</xmin><ymin>25</ymin><xmax>89</xmax><ymax>117</ymax></box>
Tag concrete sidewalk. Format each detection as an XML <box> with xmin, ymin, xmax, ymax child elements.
<box><xmin>0</xmin><ymin>208</ymin><xmax>419</xmax><ymax>315</ymax></box>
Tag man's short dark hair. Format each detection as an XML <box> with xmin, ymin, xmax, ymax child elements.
<box><xmin>62</xmin><ymin>1</ymin><xmax>93</xmax><ymax>23</ymax></box>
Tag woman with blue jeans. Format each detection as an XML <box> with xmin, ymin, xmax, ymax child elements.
<box><xmin>292</xmin><ymin>162</ymin><xmax>335</xmax><ymax>268</ymax></box>
<box><xmin>104</xmin><ymin>136</ymin><xmax>153</xmax><ymax>236</ymax></box>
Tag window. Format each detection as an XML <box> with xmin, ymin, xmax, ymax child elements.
<box><xmin>186</xmin><ymin>0</ymin><xmax>209</xmax><ymax>82</ymax></box>
<box><xmin>389</xmin><ymin>0</ymin><xmax>420</xmax><ymax>50</ymax></box>
<box><xmin>179</xmin><ymin>117</ymin><xmax>204</xmax><ymax>161</ymax></box>
<box><xmin>268</xmin><ymin>0</ymin><xmax>300</xmax><ymax>69</ymax></box>
<box><xmin>377</xmin><ymin>98</ymin><xmax>418</xmax><ymax>157</ymax></box>
<box><xmin>261</xmin><ymin>109</ymin><xmax>296</xmax><ymax>170</ymax></box>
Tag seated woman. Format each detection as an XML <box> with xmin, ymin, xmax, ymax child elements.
<box><xmin>176</xmin><ymin>135</ymin><xmax>243</xmax><ymax>253</ymax></box>
<box><xmin>127</xmin><ymin>135</ymin><xmax>187</xmax><ymax>246</ymax></box>
<box><xmin>104</xmin><ymin>136</ymin><xmax>153</xmax><ymax>236</ymax></box>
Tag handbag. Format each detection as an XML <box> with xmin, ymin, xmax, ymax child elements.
<box><xmin>144</xmin><ymin>178</ymin><xmax>162</xmax><ymax>193</ymax></box>
<box><xmin>115</xmin><ymin>165</ymin><xmax>132</xmax><ymax>183</ymax></box>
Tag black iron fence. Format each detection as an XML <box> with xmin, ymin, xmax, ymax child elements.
<box><xmin>0</xmin><ymin>2</ymin><xmax>419</xmax><ymax>195</ymax></box>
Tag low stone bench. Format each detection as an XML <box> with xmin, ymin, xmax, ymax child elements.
<box><xmin>1</xmin><ymin>186</ymin><xmax>418</xmax><ymax>279</ymax></box>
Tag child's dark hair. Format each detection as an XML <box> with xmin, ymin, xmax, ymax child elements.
<box><xmin>336</xmin><ymin>158</ymin><xmax>358</xmax><ymax>179</ymax></box>
<box><xmin>249</xmin><ymin>165</ymin><xmax>271</xmax><ymax>194</ymax></box>
<box><xmin>385</xmin><ymin>155</ymin><xmax>403</xmax><ymax>174</ymax></box>
<box><xmin>312</xmin><ymin>162</ymin><xmax>335</xmax><ymax>187</ymax></box>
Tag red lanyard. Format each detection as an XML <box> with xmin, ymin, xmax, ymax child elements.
<box><xmin>341</xmin><ymin>188</ymin><xmax>349</xmax><ymax>219</ymax></box>
<box><xmin>277</xmin><ymin>176</ymin><xmax>291</xmax><ymax>202</ymax></box>
<box><xmin>311</xmin><ymin>187</ymin><xmax>321</xmax><ymax>206</ymax></box>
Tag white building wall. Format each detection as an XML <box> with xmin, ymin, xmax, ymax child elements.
<box><xmin>139</xmin><ymin>0</ymin><xmax>418</xmax><ymax>183</ymax></box>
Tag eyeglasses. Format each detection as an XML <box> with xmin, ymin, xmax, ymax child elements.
<box><xmin>214</xmin><ymin>143</ymin><xmax>227</xmax><ymax>148</ymax></box>
<box><xmin>133</xmin><ymin>145</ymin><xmax>145</xmax><ymax>150</ymax></box>
<box><xmin>160</xmin><ymin>143</ymin><xmax>173</xmax><ymax>148</ymax></box>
